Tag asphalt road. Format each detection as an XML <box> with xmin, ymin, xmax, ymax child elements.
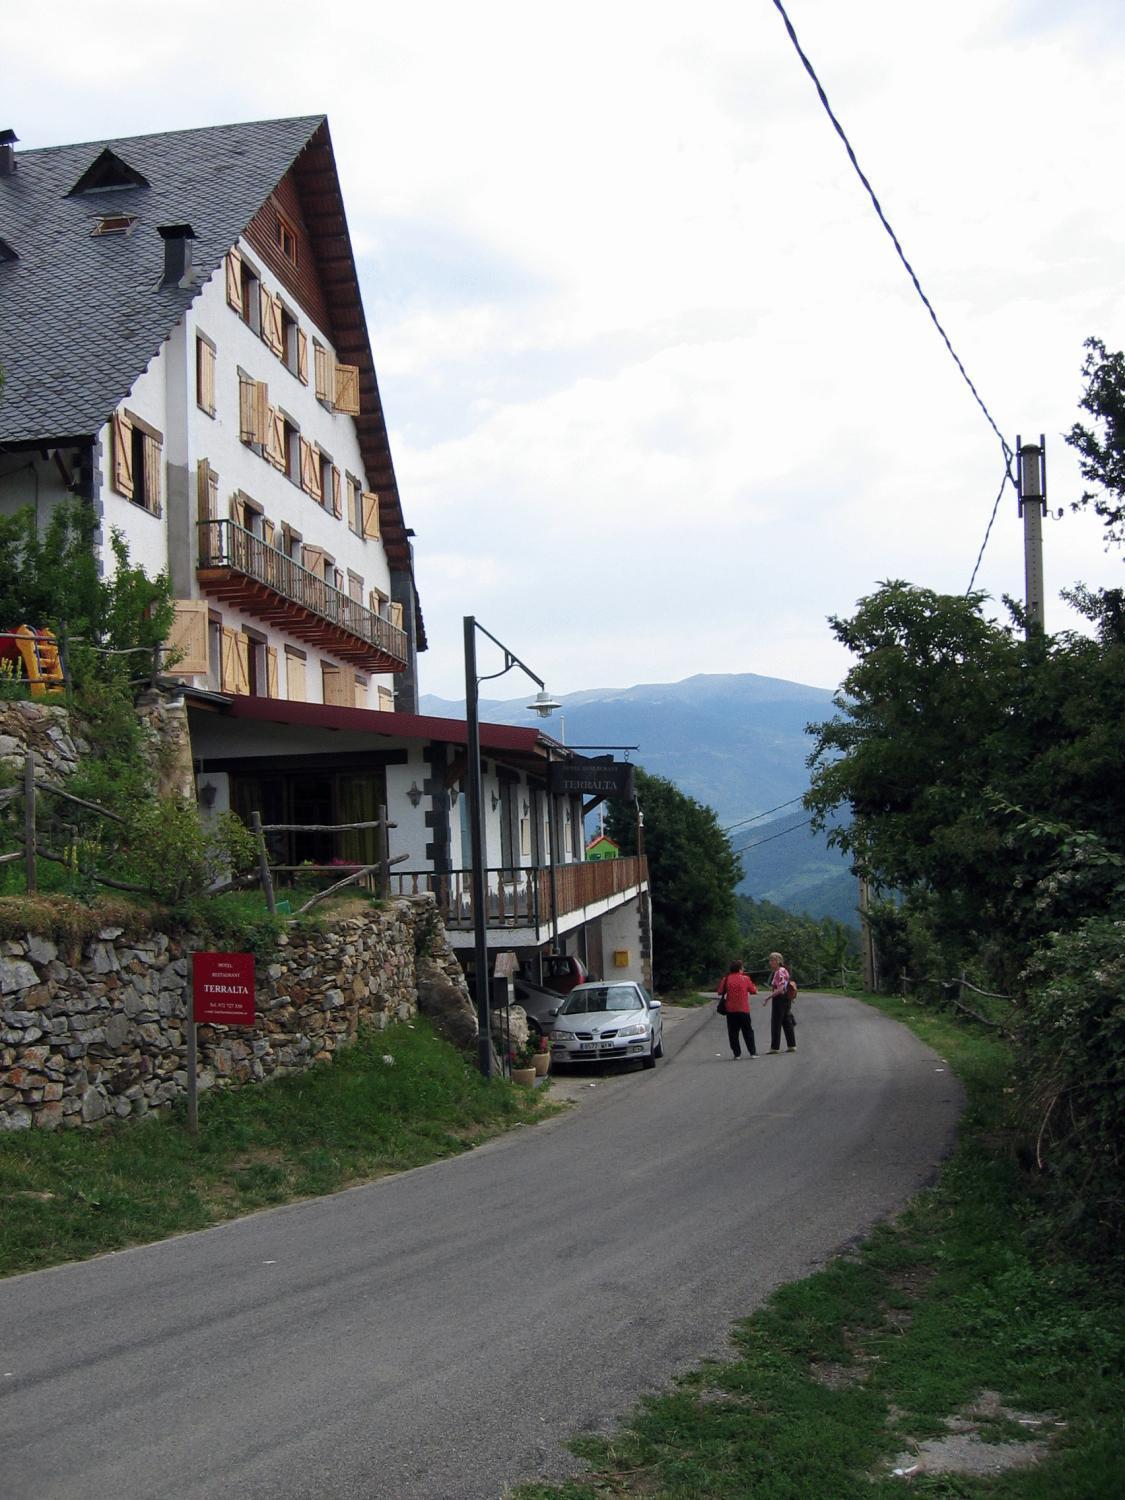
<box><xmin>0</xmin><ymin>993</ymin><xmax>961</xmax><ymax>1500</ymax></box>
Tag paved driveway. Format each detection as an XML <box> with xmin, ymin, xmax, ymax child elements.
<box><xmin>0</xmin><ymin>992</ymin><xmax>960</xmax><ymax>1499</ymax></box>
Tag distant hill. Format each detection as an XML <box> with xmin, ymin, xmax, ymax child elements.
<box><xmin>421</xmin><ymin>671</ymin><xmax>856</xmax><ymax>923</ymax></box>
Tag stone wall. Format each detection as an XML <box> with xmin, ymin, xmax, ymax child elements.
<box><xmin>0</xmin><ymin>700</ymin><xmax>88</xmax><ymax>786</ymax></box>
<box><xmin>0</xmin><ymin>894</ymin><xmax>475</xmax><ymax>1131</ymax></box>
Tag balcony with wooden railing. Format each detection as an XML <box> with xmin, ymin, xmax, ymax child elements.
<box><xmin>197</xmin><ymin>518</ymin><xmax>408</xmax><ymax>672</ymax></box>
<box><xmin>389</xmin><ymin>855</ymin><xmax>648</xmax><ymax>935</ymax></box>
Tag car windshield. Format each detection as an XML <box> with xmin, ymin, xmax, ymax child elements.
<box><xmin>560</xmin><ymin>986</ymin><xmax>642</xmax><ymax>1014</ymax></box>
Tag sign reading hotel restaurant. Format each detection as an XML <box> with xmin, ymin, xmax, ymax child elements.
<box><xmin>192</xmin><ymin>952</ymin><xmax>256</xmax><ymax>1026</ymax></box>
<box><xmin>547</xmin><ymin>759</ymin><xmax>635</xmax><ymax>801</ymax></box>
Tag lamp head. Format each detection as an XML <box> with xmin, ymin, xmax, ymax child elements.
<box><xmin>528</xmin><ymin>689</ymin><xmax>560</xmax><ymax>719</ymax></box>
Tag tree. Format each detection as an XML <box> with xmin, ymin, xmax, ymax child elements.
<box><xmin>606</xmin><ymin>768</ymin><xmax>740</xmax><ymax>991</ymax></box>
<box><xmin>1066</xmin><ymin>336</ymin><xmax>1125</xmax><ymax>551</ymax></box>
<box><xmin>805</xmin><ymin>581</ymin><xmax>1125</xmax><ymax>985</ymax></box>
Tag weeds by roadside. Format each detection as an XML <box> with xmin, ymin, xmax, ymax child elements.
<box><xmin>0</xmin><ymin>1020</ymin><xmax>555</xmax><ymax>1278</ymax></box>
<box><xmin>512</xmin><ymin>995</ymin><xmax>1124</xmax><ymax>1499</ymax></box>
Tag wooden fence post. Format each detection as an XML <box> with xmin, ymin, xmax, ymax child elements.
<box><xmin>250</xmin><ymin>811</ymin><xmax>277</xmax><ymax>914</ymax></box>
<box><xmin>377</xmin><ymin>804</ymin><xmax>390</xmax><ymax>899</ymax></box>
<box><xmin>23</xmin><ymin>753</ymin><xmax>36</xmax><ymax>893</ymax></box>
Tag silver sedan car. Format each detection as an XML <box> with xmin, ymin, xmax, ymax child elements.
<box><xmin>548</xmin><ymin>981</ymin><xmax>663</xmax><ymax>1069</ymax></box>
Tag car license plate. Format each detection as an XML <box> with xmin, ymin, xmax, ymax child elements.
<box><xmin>578</xmin><ymin>1041</ymin><xmax>598</xmax><ymax>1051</ymax></box>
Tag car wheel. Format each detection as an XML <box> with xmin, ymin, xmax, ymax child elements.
<box><xmin>654</xmin><ymin>1034</ymin><xmax>664</xmax><ymax>1059</ymax></box>
<box><xmin>642</xmin><ymin>1036</ymin><xmax>657</xmax><ymax>1069</ymax></box>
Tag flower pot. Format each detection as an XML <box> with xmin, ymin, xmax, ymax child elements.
<box><xmin>533</xmin><ymin>1051</ymin><xmax>551</xmax><ymax>1077</ymax></box>
<box><xmin>512</xmin><ymin>1066</ymin><xmax>537</xmax><ymax>1087</ymax></box>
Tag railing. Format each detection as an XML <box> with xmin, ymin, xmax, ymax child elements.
<box><xmin>198</xmin><ymin>518</ymin><xmax>408</xmax><ymax>663</ymax></box>
<box><xmin>389</xmin><ymin>856</ymin><xmax>648</xmax><ymax>932</ymax></box>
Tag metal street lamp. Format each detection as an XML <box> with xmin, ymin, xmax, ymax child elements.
<box><xmin>463</xmin><ymin>616</ymin><xmax>556</xmax><ymax>1077</ymax></box>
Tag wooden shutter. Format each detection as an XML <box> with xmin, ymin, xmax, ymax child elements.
<box><xmin>229</xmin><ymin>493</ymin><xmax>246</xmax><ymax>528</ymax></box>
<box><xmin>261</xmin><ymin>288</ymin><xmax>284</xmax><ymax>357</ymax></box>
<box><xmin>233</xmin><ymin>633</ymin><xmax>250</xmax><ymax>694</ymax></box>
<box><xmin>265</xmin><ymin>408</ymin><xmax>286</xmax><ymax>470</ymax></box>
<box><xmin>142</xmin><ymin>434</ymin><xmax>162</xmax><ymax>516</ymax></box>
<box><xmin>314</xmin><ymin>344</ymin><xmax>336</xmax><ymax>404</ymax></box>
<box><xmin>166</xmin><ymin>600</ymin><xmax>209</xmax><ymax>676</ymax></box>
<box><xmin>253</xmin><ymin>380</ymin><xmax>270</xmax><ymax>445</ymax></box>
<box><xmin>196</xmin><ymin>459</ymin><xmax>214</xmax><ymax>521</ymax></box>
<box><xmin>368</xmin><ymin>589</ymin><xmax>385</xmax><ymax>616</ymax></box>
<box><xmin>322</xmin><ymin>665</ymin><xmax>353</xmax><ymax>707</ymax></box>
<box><xmin>197</xmin><ymin>338</ymin><xmax>215</xmax><ymax>414</ymax></box>
<box><xmin>266</xmin><ymin>647</ymin><xmax>279</xmax><ymax>699</ymax></box>
<box><xmin>361</xmin><ymin>491</ymin><xmax>380</xmax><ymax>539</ymax></box>
<box><xmin>300</xmin><ymin>438</ymin><xmax>322</xmax><ymax>502</ymax></box>
<box><xmin>286</xmin><ymin>652</ymin><xmax>306</xmax><ymax>702</ymax></box>
<box><xmin>238</xmin><ymin>376</ymin><xmax>255</xmax><ymax>443</ymax></box>
<box><xmin>296</xmin><ymin>328</ymin><xmax>309</xmax><ymax>384</ymax></box>
<box><xmin>353</xmin><ymin>676</ymin><xmax>367</xmax><ymax>709</ymax></box>
<box><xmin>111</xmin><ymin>411</ymin><xmax>134</xmax><ymax>498</ymax></box>
<box><xmin>334</xmin><ymin>363</ymin><xmax>360</xmax><ymax>415</ymax></box>
<box><xmin>262</xmin><ymin>518</ymin><xmax>275</xmax><ymax>547</ymax></box>
<box><xmin>388</xmin><ymin>601</ymin><xmax>404</xmax><ymax>630</ymax></box>
<box><xmin>301</xmin><ymin>545</ymin><xmax>326</xmax><ymax>579</ymax></box>
<box><xmin>331</xmin><ymin>468</ymin><xmax>342</xmax><ymax>518</ymax></box>
<box><xmin>225</xmin><ymin>249</ymin><xmax>243</xmax><ymax>311</ymax></box>
<box><xmin>377</xmin><ymin>686</ymin><xmax>394</xmax><ymax>713</ymax></box>
<box><xmin>220</xmin><ymin>627</ymin><xmax>238</xmax><ymax>691</ymax></box>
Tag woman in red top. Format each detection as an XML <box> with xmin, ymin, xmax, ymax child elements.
<box><xmin>717</xmin><ymin>961</ymin><xmax>758</xmax><ymax>1058</ymax></box>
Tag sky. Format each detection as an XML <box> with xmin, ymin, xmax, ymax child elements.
<box><xmin>6</xmin><ymin>0</ymin><xmax>1125</xmax><ymax>698</ymax></box>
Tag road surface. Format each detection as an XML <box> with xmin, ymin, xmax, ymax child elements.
<box><xmin>0</xmin><ymin>992</ymin><xmax>960</xmax><ymax>1499</ymax></box>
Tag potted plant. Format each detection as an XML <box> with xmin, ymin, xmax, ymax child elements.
<box><xmin>532</xmin><ymin>1032</ymin><xmax>551</xmax><ymax>1076</ymax></box>
<box><xmin>510</xmin><ymin>1039</ymin><xmax>537</xmax><ymax>1087</ymax></box>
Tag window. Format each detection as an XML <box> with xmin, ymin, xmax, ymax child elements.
<box><xmin>368</xmin><ymin>586</ymin><xmax>388</xmax><ymax>620</ymax></box>
<box><xmin>111</xmin><ymin>409</ymin><xmax>162</xmax><ymax>515</ymax></box>
<box><xmin>319</xmin><ymin>453</ymin><xmax>336</xmax><ymax>513</ymax></box>
<box><xmin>347</xmin><ymin>474</ymin><xmax>362</xmax><ymax>535</ymax></box>
<box><xmin>313</xmin><ymin>341</ymin><xmax>335</xmax><ymax>405</ymax></box>
<box><xmin>244</xmin><ymin>629</ymin><xmax>267</xmax><ymax>697</ymax></box>
<box><xmin>238</xmin><ymin>372</ymin><xmax>269</xmax><ymax>447</ymax></box>
<box><xmin>226</xmin><ymin>249</ymin><xmax>261</xmax><ymax>334</ymax></box>
<box><xmin>207</xmin><ymin>612</ymin><xmax>223</xmax><ymax>692</ymax></box>
<box><xmin>275</xmin><ymin>209</ymin><xmax>299</xmax><ymax>267</ymax></box>
<box><xmin>279</xmin><ymin>303</ymin><xmax>299</xmax><ymax>376</ymax></box>
<box><xmin>347</xmin><ymin>571</ymin><xmax>363</xmax><ymax>604</ymax></box>
<box><xmin>196</xmin><ymin>334</ymin><xmax>216</xmax><ymax>416</ymax></box>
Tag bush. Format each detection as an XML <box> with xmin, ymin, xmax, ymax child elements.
<box><xmin>122</xmin><ymin>801</ymin><xmax>259</xmax><ymax>907</ymax></box>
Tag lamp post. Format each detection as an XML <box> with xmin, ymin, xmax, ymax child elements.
<box><xmin>1017</xmin><ymin>434</ymin><xmax>1047</xmax><ymax>636</ymax></box>
<box><xmin>464</xmin><ymin>616</ymin><xmax>558</xmax><ymax>1077</ymax></box>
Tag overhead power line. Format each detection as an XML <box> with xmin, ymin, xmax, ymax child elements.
<box><xmin>723</xmin><ymin>794</ymin><xmax>806</xmax><ymax>834</ymax></box>
<box><xmin>731</xmin><ymin>816</ymin><xmax>815</xmax><ymax>857</ymax></box>
<box><xmin>769</xmin><ymin>0</ymin><xmax>1016</xmax><ymax>588</ymax></box>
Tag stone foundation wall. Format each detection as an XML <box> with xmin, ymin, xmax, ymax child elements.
<box><xmin>0</xmin><ymin>894</ymin><xmax>473</xmax><ymax>1131</ymax></box>
<box><xmin>0</xmin><ymin>700</ymin><xmax>88</xmax><ymax>786</ymax></box>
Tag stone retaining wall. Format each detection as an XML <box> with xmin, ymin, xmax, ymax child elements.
<box><xmin>0</xmin><ymin>894</ymin><xmax>472</xmax><ymax>1131</ymax></box>
<box><xmin>0</xmin><ymin>700</ymin><xmax>88</xmax><ymax>786</ymax></box>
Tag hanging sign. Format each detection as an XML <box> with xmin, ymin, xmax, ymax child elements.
<box><xmin>192</xmin><ymin>951</ymin><xmax>256</xmax><ymax>1026</ymax></box>
<box><xmin>547</xmin><ymin>759</ymin><xmax>635</xmax><ymax>800</ymax></box>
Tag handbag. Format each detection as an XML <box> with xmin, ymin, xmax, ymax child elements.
<box><xmin>717</xmin><ymin>979</ymin><xmax>728</xmax><ymax>1016</ymax></box>
<box><xmin>786</xmin><ymin>979</ymin><xmax>798</xmax><ymax>1002</ymax></box>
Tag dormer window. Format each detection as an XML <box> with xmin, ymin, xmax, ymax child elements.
<box><xmin>67</xmin><ymin>147</ymin><xmax>149</xmax><ymax>196</ymax></box>
<box><xmin>91</xmin><ymin>213</ymin><xmax>136</xmax><ymax>237</ymax></box>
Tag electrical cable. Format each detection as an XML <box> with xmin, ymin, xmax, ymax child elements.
<box><xmin>769</xmin><ymin>0</ymin><xmax>1016</xmax><ymax>585</ymax></box>
<box><xmin>722</xmin><ymin>794</ymin><xmax>806</xmax><ymax>833</ymax></box>
<box><xmin>731</xmin><ymin>816</ymin><xmax>815</xmax><ymax>856</ymax></box>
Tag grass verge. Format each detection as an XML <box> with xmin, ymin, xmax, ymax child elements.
<box><xmin>513</xmin><ymin>993</ymin><xmax>1124</xmax><ymax>1499</ymax></box>
<box><xmin>0</xmin><ymin>1020</ymin><xmax>555</xmax><ymax>1279</ymax></box>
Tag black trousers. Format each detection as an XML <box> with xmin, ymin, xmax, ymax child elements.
<box><xmin>725</xmin><ymin>1011</ymin><xmax>756</xmax><ymax>1056</ymax></box>
<box><xmin>770</xmin><ymin>995</ymin><xmax>797</xmax><ymax>1050</ymax></box>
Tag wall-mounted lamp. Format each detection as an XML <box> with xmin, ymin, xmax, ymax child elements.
<box><xmin>522</xmin><ymin>798</ymin><xmax>529</xmax><ymax>816</ymax></box>
<box><xmin>198</xmin><ymin>782</ymin><xmax>217</xmax><ymax>810</ymax></box>
<box><xmin>407</xmin><ymin>781</ymin><xmax>424</xmax><ymax>808</ymax></box>
<box><xmin>490</xmin><ymin>789</ymin><xmax>501</xmax><ymax>812</ymax></box>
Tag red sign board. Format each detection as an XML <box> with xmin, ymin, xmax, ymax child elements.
<box><xmin>192</xmin><ymin>952</ymin><xmax>256</xmax><ymax>1026</ymax></box>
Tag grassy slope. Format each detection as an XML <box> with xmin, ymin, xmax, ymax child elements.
<box><xmin>0</xmin><ymin>1020</ymin><xmax>552</xmax><ymax>1278</ymax></box>
<box><xmin>514</xmin><ymin>993</ymin><xmax>1123</xmax><ymax>1499</ymax></box>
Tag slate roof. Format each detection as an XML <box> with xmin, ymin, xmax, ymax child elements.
<box><xmin>0</xmin><ymin>115</ymin><xmax>325</xmax><ymax>443</ymax></box>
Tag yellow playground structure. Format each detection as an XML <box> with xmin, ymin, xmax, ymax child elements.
<box><xmin>0</xmin><ymin>626</ymin><xmax>65</xmax><ymax>697</ymax></box>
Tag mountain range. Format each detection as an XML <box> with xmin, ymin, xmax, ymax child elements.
<box><xmin>420</xmin><ymin>672</ymin><xmax>860</xmax><ymax>926</ymax></box>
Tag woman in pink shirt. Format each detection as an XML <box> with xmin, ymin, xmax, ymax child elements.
<box><xmin>767</xmin><ymin>950</ymin><xmax>797</xmax><ymax>1053</ymax></box>
<box><xmin>717</xmin><ymin>961</ymin><xmax>758</xmax><ymax>1059</ymax></box>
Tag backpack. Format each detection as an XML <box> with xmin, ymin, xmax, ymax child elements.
<box><xmin>785</xmin><ymin>978</ymin><xmax>798</xmax><ymax>1002</ymax></box>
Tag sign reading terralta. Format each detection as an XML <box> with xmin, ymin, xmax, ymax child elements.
<box><xmin>547</xmin><ymin>759</ymin><xmax>635</xmax><ymax>800</ymax></box>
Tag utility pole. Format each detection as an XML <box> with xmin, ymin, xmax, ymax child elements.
<box><xmin>1017</xmin><ymin>435</ymin><xmax>1047</xmax><ymax>636</ymax></box>
<box><xmin>858</xmin><ymin>875</ymin><xmax>876</xmax><ymax>992</ymax></box>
